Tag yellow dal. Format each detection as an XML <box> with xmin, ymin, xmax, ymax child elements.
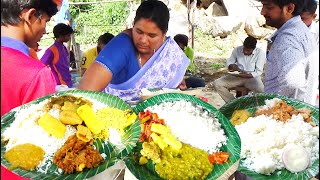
<box><xmin>4</xmin><ymin>143</ymin><xmax>45</xmax><ymax>170</ymax></box>
<box><xmin>155</xmin><ymin>143</ymin><xmax>213</xmax><ymax>180</ymax></box>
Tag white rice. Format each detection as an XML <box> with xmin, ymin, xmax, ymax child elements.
<box><xmin>147</xmin><ymin>100</ymin><xmax>227</xmax><ymax>153</ymax></box>
<box><xmin>236</xmin><ymin>114</ymin><xmax>319</xmax><ymax>175</ymax></box>
<box><xmin>259</xmin><ymin>98</ymin><xmax>283</xmax><ymax>110</ymax></box>
<box><xmin>2</xmin><ymin>95</ymin><xmax>109</xmax><ymax>174</ymax></box>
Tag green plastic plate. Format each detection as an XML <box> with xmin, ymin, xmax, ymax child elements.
<box><xmin>124</xmin><ymin>93</ymin><xmax>241</xmax><ymax>180</ymax></box>
<box><xmin>219</xmin><ymin>93</ymin><xmax>319</xmax><ymax>180</ymax></box>
<box><xmin>1</xmin><ymin>90</ymin><xmax>141</xmax><ymax>179</ymax></box>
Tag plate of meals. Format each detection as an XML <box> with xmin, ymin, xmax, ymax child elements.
<box><xmin>227</xmin><ymin>71</ymin><xmax>241</xmax><ymax>76</ymax></box>
<box><xmin>219</xmin><ymin>93</ymin><xmax>319</xmax><ymax>179</ymax></box>
<box><xmin>124</xmin><ymin>93</ymin><xmax>241</xmax><ymax>179</ymax></box>
<box><xmin>1</xmin><ymin>90</ymin><xmax>141</xmax><ymax>179</ymax></box>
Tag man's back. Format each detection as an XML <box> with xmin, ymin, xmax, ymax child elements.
<box><xmin>1</xmin><ymin>47</ymin><xmax>56</xmax><ymax>115</ymax></box>
<box><xmin>309</xmin><ymin>21</ymin><xmax>319</xmax><ymax>46</ymax></box>
<box><xmin>81</xmin><ymin>47</ymin><xmax>98</xmax><ymax>69</ymax></box>
<box><xmin>41</xmin><ymin>41</ymin><xmax>72</xmax><ymax>87</ymax></box>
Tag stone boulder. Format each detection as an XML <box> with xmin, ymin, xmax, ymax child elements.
<box><xmin>204</xmin><ymin>2</ymin><xmax>227</xmax><ymax>16</ymax></box>
<box><xmin>167</xmin><ymin>10</ymin><xmax>190</xmax><ymax>37</ymax></box>
<box><xmin>222</xmin><ymin>0</ymin><xmax>250</xmax><ymax>17</ymax></box>
<box><xmin>244</xmin><ymin>15</ymin><xmax>269</xmax><ymax>39</ymax></box>
<box><xmin>167</xmin><ymin>2</ymin><xmax>190</xmax><ymax>37</ymax></box>
<box><xmin>199</xmin><ymin>16</ymin><xmax>243</xmax><ymax>38</ymax></box>
<box><xmin>200</xmin><ymin>0</ymin><xmax>222</xmax><ymax>9</ymax></box>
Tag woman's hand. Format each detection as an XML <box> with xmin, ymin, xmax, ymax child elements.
<box><xmin>178</xmin><ymin>79</ymin><xmax>187</xmax><ymax>90</ymax></box>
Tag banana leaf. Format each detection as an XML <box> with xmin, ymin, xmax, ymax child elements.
<box><xmin>1</xmin><ymin>90</ymin><xmax>141</xmax><ymax>179</ymax></box>
<box><xmin>219</xmin><ymin>93</ymin><xmax>319</xmax><ymax>180</ymax></box>
<box><xmin>124</xmin><ymin>93</ymin><xmax>241</xmax><ymax>180</ymax></box>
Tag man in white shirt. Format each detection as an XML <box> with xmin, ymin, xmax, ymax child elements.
<box><xmin>301</xmin><ymin>0</ymin><xmax>319</xmax><ymax>46</ymax></box>
<box><xmin>301</xmin><ymin>0</ymin><xmax>319</xmax><ymax>106</ymax></box>
<box><xmin>210</xmin><ymin>36</ymin><xmax>266</xmax><ymax>102</ymax></box>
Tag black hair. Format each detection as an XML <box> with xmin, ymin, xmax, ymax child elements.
<box><xmin>243</xmin><ymin>36</ymin><xmax>257</xmax><ymax>49</ymax></box>
<box><xmin>174</xmin><ymin>34</ymin><xmax>189</xmax><ymax>47</ymax></box>
<box><xmin>1</xmin><ymin>0</ymin><xmax>58</xmax><ymax>26</ymax></box>
<box><xmin>53</xmin><ymin>23</ymin><xmax>74</xmax><ymax>38</ymax></box>
<box><xmin>134</xmin><ymin>0</ymin><xmax>170</xmax><ymax>33</ymax></box>
<box><xmin>98</xmin><ymin>32</ymin><xmax>115</xmax><ymax>45</ymax></box>
<box><xmin>302</xmin><ymin>0</ymin><xmax>318</xmax><ymax>14</ymax></box>
<box><xmin>260</xmin><ymin>0</ymin><xmax>306</xmax><ymax>16</ymax></box>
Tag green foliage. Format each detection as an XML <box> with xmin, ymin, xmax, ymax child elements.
<box><xmin>194</xmin><ymin>28</ymin><xmax>234</xmax><ymax>57</ymax></box>
<box><xmin>187</xmin><ymin>63</ymin><xmax>198</xmax><ymax>74</ymax></box>
<box><xmin>210</xmin><ymin>63</ymin><xmax>225</xmax><ymax>70</ymax></box>
<box><xmin>194</xmin><ymin>29</ymin><xmax>215</xmax><ymax>54</ymax></box>
<box><xmin>69</xmin><ymin>5</ymin><xmax>92</xmax><ymax>20</ymax></box>
<box><xmin>72</xmin><ymin>2</ymin><xmax>129</xmax><ymax>45</ymax></box>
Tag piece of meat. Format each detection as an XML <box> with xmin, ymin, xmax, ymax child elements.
<box><xmin>255</xmin><ymin>100</ymin><xmax>314</xmax><ymax>124</ymax></box>
<box><xmin>53</xmin><ymin>135</ymin><xmax>103</xmax><ymax>174</ymax></box>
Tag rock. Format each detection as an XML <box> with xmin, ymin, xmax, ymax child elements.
<box><xmin>222</xmin><ymin>0</ymin><xmax>250</xmax><ymax>17</ymax></box>
<box><xmin>200</xmin><ymin>0</ymin><xmax>222</xmax><ymax>9</ymax></box>
<box><xmin>204</xmin><ymin>2</ymin><xmax>227</xmax><ymax>16</ymax></box>
<box><xmin>193</xmin><ymin>8</ymin><xmax>207</xmax><ymax>26</ymax></box>
<box><xmin>199</xmin><ymin>16</ymin><xmax>243</xmax><ymax>38</ymax></box>
<box><xmin>167</xmin><ymin>6</ymin><xmax>189</xmax><ymax>37</ymax></box>
<box><xmin>244</xmin><ymin>15</ymin><xmax>269</xmax><ymax>39</ymax></box>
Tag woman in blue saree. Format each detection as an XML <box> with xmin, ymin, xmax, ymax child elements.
<box><xmin>78</xmin><ymin>0</ymin><xmax>190</xmax><ymax>101</ymax></box>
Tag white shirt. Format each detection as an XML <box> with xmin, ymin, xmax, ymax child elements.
<box><xmin>264</xmin><ymin>16</ymin><xmax>317</xmax><ymax>101</ymax></box>
<box><xmin>226</xmin><ymin>46</ymin><xmax>266</xmax><ymax>78</ymax></box>
<box><xmin>309</xmin><ymin>21</ymin><xmax>319</xmax><ymax>47</ymax></box>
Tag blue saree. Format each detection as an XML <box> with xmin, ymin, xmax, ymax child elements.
<box><xmin>96</xmin><ymin>33</ymin><xmax>190</xmax><ymax>101</ymax></box>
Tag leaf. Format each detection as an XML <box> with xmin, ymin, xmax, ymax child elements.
<box><xmin>1</xmin><ymin>90</ymin><xmax>140</xmax><ymax>179</ymax></box>
<box><xmin>125</xmin><ymin>93</ymin><xmax>241</xmax><ymax>180</ymax></box>
<box><xmin>219</xmin><ymin>93</ymin><xmax>319</xmax><ymax>180</ymax></box>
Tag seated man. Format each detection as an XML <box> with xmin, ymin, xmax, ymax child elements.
<box><xmin>210</xmin><ymin>36</ymin><xmax>265</xmax><ymax>102</ymax></box>
<box><xmin>81</xmin><ymin>32</ymin><xmax>114</xmax><ymax>76</ymax></box>
<box><xmin>174</xmin><ymin>34</ymin><xmax>205</xmax><ymax>89</ymax></box>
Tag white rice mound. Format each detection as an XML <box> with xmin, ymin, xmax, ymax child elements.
<box><xmin>2</xmin><ymin>95</ymin><xmax>108</xmax><ymax>174</ymax></box>
<box><xmin>147</xmin><ymin>100</ymin><xmax>227</xmax><ymax>153</ymax></box>
<box><xmin>236</xmin><ymin>114</ymin><xmax>319</xmax><ymax>175</ymax></box>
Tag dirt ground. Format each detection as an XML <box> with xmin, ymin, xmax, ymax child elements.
<box><xmin>198</xmin><ymin>87</ymin><xmax>226</xmax><ymax>109</ymax></box>
<box><xmin>196</xmin><ymin>69</ymin><xmax>232</xmax><ymax>109</ymax></box>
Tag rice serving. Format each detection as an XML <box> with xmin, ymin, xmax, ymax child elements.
<box><xmin>236</xmin><ymin>99</ymin><xmax>319</xmax><ymax>175</ymax></box>
<box><xmin>147</xmin><ymin>100</ymin><xmax>227</xmax><ymax>153</ymax></box>
<box><xmin>2</xmin><ymin>95</ymin><xmax>112</xmax><ymax>174</ymax></box>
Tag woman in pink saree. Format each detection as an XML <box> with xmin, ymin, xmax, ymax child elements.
<box><xmin>78</xmin><ymin>0</ymin><xmax>190</xmax><ymax>101</ymax></box>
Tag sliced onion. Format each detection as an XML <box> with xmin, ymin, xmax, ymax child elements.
<box><xmin>282</xmin><ymin>145</ymin><xmax>310</xmax><ymax>173</ymax></box>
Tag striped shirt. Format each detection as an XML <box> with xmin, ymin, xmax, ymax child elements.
<box><xmin>41</xmin><ymin>41</ymin><xmax>72</xmax><ymax>87</ymax></box>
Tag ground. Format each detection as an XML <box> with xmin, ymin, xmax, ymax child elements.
<box><xmin>198</xmin><ymin>87</ymin><xmax>226</xmax><ymax>108</ymax></box>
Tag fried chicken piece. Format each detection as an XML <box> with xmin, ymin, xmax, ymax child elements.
<box><xmin>255</xmin><ymin>100</ymin><xmax>314</xmax><ymax>125</ymax></box>
<box><xmin>53</xmin><ymin>135</ymin><xmax>103</xmax><ymax>174</ymax></box>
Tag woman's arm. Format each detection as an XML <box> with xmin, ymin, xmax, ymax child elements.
<box><xmin>77</xmin><ymin>62</ymin><xmax>112</xmax><ymax>91</ymax></box>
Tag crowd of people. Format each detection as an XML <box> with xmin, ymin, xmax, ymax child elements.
<box><xmin>1</xmin><ymin>0</ymin><xmax>319</xmax><ymax>179</ymax></box>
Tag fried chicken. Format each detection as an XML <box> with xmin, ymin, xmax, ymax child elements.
<box><xmin>255</xmin><ymin>100</ymin><xmax>313</xmax><ymax>124</ymax></box>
